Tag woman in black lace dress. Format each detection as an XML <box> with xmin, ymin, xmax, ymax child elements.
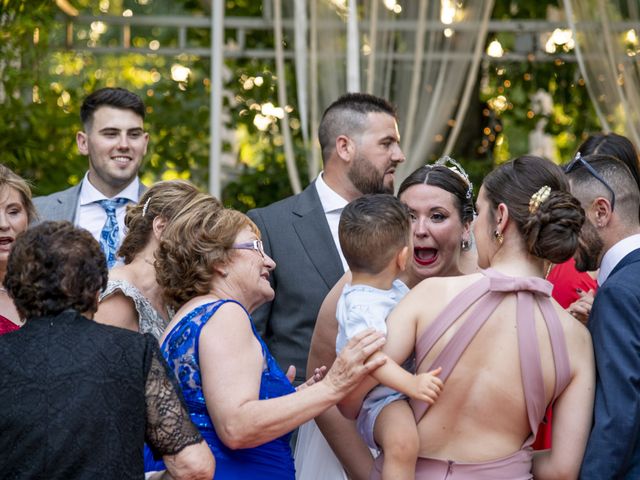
<box><xmin>0</xmin><ymin>221</ymin><xmax>214</xmax><ymax>480</ymax></box>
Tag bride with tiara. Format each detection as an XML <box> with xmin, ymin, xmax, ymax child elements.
<box><xmin>296</xmin><ymin>157</ymin><xmax>477</xmax><ymax>479</ymax></box>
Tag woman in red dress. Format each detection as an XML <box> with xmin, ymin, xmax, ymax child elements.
<box><xmin>0</xmin><ymin>164</ymin><xmax>35</xmax><ymax>335</ymax></box>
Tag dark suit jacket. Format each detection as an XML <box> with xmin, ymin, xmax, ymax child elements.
<box><xmin>33</xmin><ymin>178</ymin><xmax>146</xmax><ymax>224</ymax></box>
<box><xmin>580</xmin><ymin>247</ymin><xmax>640</xmax><ymax>479</ymax></box>
<box><xmin>248</xmin><ymin>181</ymin><xmax>344</xmax><ymax>382</ymax></box>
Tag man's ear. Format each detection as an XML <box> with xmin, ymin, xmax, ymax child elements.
<box><xmin>592</xmin><ymin>197</ymin><xmax>613</xmax><ymax>227</ymax></box>
<box><xmin>142</xmin><ymin>131</ymin><xmax>149</xmax><ymax>155</ymax></box>
<box><xmin>76</xmin><ymin>131</ymin><xmax>89</xmax><ymax>155</ymax></box>
<box><xmin>335</xmin><ymin>135</ymin><xmax>354</xmax><ymax>163</ymax></box>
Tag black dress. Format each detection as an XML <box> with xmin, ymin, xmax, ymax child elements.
<box><xmin>0</xmin><ymin>309</ymin><xmax>203</xmax><ymax>479</ymax></box>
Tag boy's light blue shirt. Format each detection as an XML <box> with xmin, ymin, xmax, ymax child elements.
<box><xmin>335</xmin><ymin>278</ymin><xmax>409</xmax><ymax>354</ymax></box>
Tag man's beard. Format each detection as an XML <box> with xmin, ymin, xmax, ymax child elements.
<box><xmin>347</xmin><ymin>153</ymin><xmax>393</xmax><ymax>195</ymax></box>
<box><xmin>574</xmin><ymin>221</ymin><xmax>604</xmax><ymax>272</ymax></box>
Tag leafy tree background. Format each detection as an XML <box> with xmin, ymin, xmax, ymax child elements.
<box><xmin>1</xmin><ymin>0</ymin><xmax>602</xmax><ymax>211</ymax></box>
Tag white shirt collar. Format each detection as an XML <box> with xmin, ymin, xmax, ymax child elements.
<box><xmin>79</xmin><ymin>172</ymin><xmax>140</xmax><ymax>206</ymax></box>
<box><xmin>315</xmin><ymin>171</ymin><xmax>349</xmax><ymax>213</ymax></box>
<box><xmin>598</xmin><ymin>233</ymin><xmax>640</xmax><ymax>285</ymax></box>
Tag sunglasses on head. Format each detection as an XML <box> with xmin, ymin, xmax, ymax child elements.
<box><xmin>564</xmin><ymin>152</ymin><xmax>616</xmax><ymax>211</ymax></box>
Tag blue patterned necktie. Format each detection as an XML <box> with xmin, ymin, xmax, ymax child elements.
<box><xmin>96</xmin><ymin>198</ymin><xmax>129</xmax><ymax>268</ymax></box>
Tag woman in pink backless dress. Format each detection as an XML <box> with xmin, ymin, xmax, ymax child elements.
<box><xmin>0</xmin><ymin>165</ymin><xmax>36</xmax><ymax>336</ymax></box>
<box><xmin>360</xmin><ymin>156</ymin><xmax>595</xmax><ymax>479</ymax></box>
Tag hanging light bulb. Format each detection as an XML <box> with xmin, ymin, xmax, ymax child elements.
<box><xmin>441</xmin><ymin>0</ymin><xmax>456</xmax><ymax>24</ymax></box>
<box><xmin>487</xmin><ymin>39</ymin><xmax>504</xmax><ymax>58</ymax></box>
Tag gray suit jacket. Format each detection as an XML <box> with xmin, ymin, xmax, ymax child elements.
<box><xmin>33</xmin><ymin>179</ymin><xmax>146</xmax><ymax>224</ymax></box>
<box><xmin>248</xmin><ymin>181</ymin><xmax>344</xmax><ymax>382</ymax></box>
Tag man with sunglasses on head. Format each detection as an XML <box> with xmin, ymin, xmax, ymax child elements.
<box><xmin>565</xmin><ymin>153</ymin><xmax>640</xmax><ymax>479</ymax></box>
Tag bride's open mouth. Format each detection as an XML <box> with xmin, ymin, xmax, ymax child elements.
<box><xmin>414</xmin><ymin>247</ymin><xmax>437</xmax><ymax>266</ymax></box>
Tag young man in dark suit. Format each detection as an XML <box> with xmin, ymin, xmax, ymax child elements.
<box><xmin>566</xmin><ymin>153</ymin><xmax>640</xmax><ymax>479</ymax></box>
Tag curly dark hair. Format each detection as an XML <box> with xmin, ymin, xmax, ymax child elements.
<box><xmin>5</xmin><ymin>221</ymin><xmax>108</xmax><ymax>319</ymax></box>
<box><xmin>483</xmin><ymin>155</ymin><xmax>585</xmax><ymax>264</ymax></box>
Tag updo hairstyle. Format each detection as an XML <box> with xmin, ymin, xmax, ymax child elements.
<box><xmin>482</xmin><ymin>155</ymin><xmax>584</xmax><ymax>264</ymax></box>
<box><xmin>118</xmin><ymin>180</ymin><xmax>209</xmax><ymax>264</ymax></box>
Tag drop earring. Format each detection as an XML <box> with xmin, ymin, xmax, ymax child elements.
<box><xmin>493</xmin><ymin>230</ymin><xmax>504</xmax><ymax>245</ymax></box>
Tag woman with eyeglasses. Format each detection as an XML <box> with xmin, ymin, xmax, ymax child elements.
<box><xmin>143</xmin><ymin>198</ymin><xmax>387</xmax><ymax>479</ymax></box>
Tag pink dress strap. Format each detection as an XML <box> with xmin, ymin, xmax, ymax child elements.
<box><xmin>410</xmin><ymin>269</ymin><xmax>571</xmax><ymax>437</ymax></box>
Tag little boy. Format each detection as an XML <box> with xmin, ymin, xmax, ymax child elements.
<box><xmin>335</xmin><ymin>194</ymin><xmax>443</xmax><ymax>479</ymax></box>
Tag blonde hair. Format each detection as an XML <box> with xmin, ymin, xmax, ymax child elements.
<box><xmin>156</xmin><ymin>198</ymin><xmax>259</xmax><ymax>309</ymax></box>
<box><xmin>0</xmin><ymin>164</ymin><xmax>36</xmax><ymax>223</ymax></box>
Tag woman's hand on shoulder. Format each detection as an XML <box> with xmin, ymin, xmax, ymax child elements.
<box><xmin>322</xmin><ymin>328</ymin><xmax>386</xmax><ymax>399</ymax></box>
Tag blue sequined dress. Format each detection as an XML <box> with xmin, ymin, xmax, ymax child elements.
<box><xmin>144</xmin><ymin>299</ymin><xmax>296</xmax><ymax>479</ymax></box>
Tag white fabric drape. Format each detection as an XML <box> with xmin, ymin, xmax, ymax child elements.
<box><xmin>273</xmin><ymin>0</ymin><xmax>302</xmax><ymax>194</ymax></box>
<box><xmin>564</xmin><ymin>0</ymin><xmax>640</xmax><ymax>149</ymax></box>
<box><xmin>283</xmin><ymin>0</ymin><xmax>495</xmax><ymax>184</ymax></box>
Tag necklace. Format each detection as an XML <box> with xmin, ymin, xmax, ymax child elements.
<box><xmin>544</xmin><ymin>263</ymin><xmax>554</xmax><ymax>279</ymax></box>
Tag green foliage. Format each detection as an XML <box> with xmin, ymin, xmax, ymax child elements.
<box><xmin>0</xmin><ymin>0</ymin><xmax>609</xmax><ymax>209</ymax></box>
<box><xmin>492</xmin><ymin>0</ymin><xmax>561</xmax><ymax>19</ymax></box>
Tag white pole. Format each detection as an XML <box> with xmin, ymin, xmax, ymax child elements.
<box><xmin>347</xmin><ymin>0</ymin><xmax>360</xmax><ymax>92</ymax></box>
<box><xmin>209</xmin><ymin>0</ymin><xmax>224</xmax><ymax>198</ymax></box>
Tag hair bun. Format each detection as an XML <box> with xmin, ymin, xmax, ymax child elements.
<box><xmin>522</xmin><ymin>190</ymin><xmax>585</xmax><ymax>264</ymax></box>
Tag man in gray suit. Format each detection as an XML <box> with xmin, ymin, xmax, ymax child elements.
<box><xmin>248</xmin><ymin>93</ymin><xmax>405</xmax><ymax>383</ymax></box>
<box><xmin>33</xmin><ymin>87</ymin><xmax>148</xmax><ymax>266</ymax></box>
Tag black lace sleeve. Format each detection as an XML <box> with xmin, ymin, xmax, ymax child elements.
<box><xmin>144</xmin><ymin>337</ymin><xmax>203</xmax><ymax>459</ymax></box>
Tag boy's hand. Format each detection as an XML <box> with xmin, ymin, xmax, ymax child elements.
<box><xmin>412</xmin><ymin>366</ymin><xmax>444</xmax><ymax>403</ymax></box>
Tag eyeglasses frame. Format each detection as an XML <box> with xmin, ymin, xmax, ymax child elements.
<box><xmin>231</xmin><ymin>239</ymin><xmax>265</xmax><ymax>258</ymax></box>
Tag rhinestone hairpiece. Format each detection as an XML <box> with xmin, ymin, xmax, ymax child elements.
<box><xmin>142</xmin><ymin>198</ymin><xmax>151</xmax><ymax>217</ymax></box>
<box><xmin>434</xmin><ymin>156</ymin><xmax>474</xmax><ymax>200</ymax></box>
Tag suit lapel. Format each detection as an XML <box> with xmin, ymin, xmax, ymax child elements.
<box><xmin>56</xmin><ymin>184</ymin><xmax>82</xmax><ymax>223</ymax></box>
<box><xmin>292</xmin><ymin>183</ymin><xmax>344</xmax><ymax>289</ymax></box>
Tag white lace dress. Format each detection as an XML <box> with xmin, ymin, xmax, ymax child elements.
<box><xmin>99</xmin><ymin>279</ymin><xmax>171</xmax><ymax>341</ymax></box>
